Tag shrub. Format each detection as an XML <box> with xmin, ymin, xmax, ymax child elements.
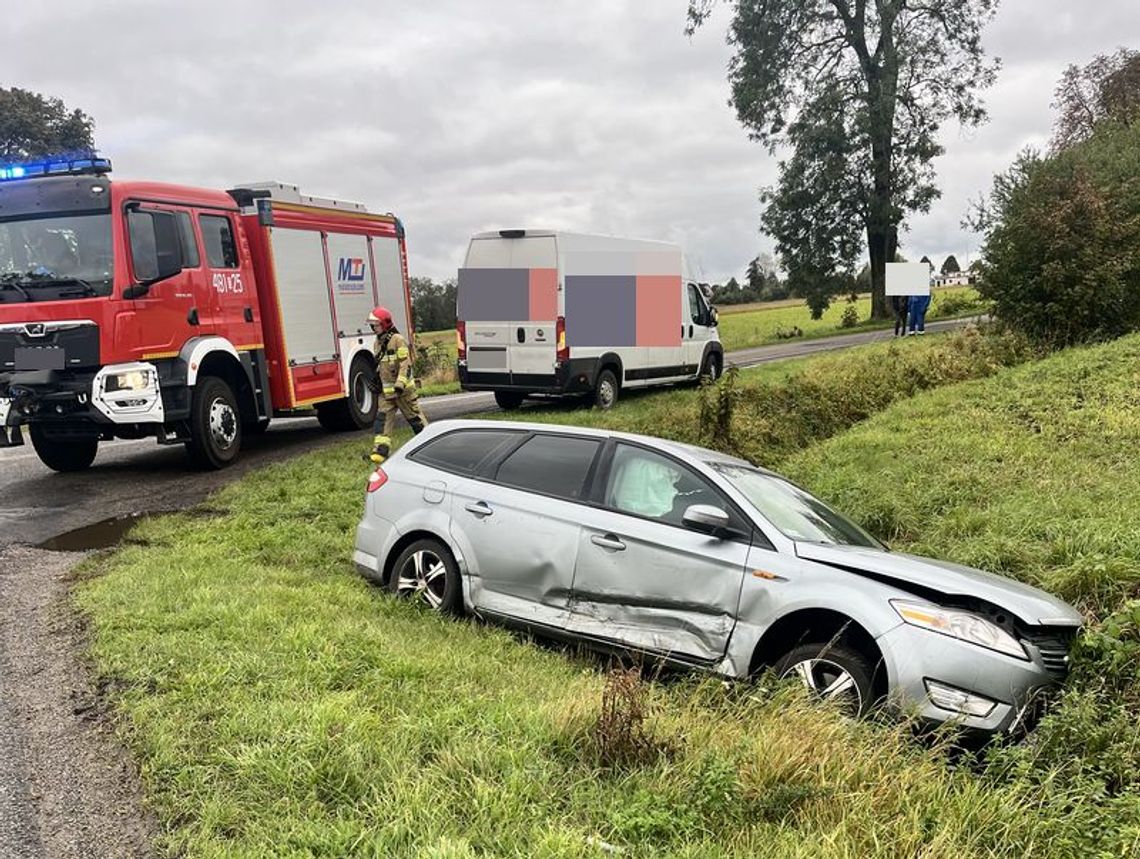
<box><xmin>974</xmin><ymin>123</ymin><xmax>1140</xmax><ymax>346</ymax></box>
<box><xmin>695</xmin><ymin>328</ymin><xmax>1035</xmax><ymax>467</ymax></box>
<box><xmin>839</xmin><ymin>303</ymin><xmax>860</xmax><ymax>328</ymax></box>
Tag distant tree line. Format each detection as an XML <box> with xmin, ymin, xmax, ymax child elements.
<box><xmin>409</xmin><ymin>277</ymin><xmax>457</xmax><ymax>333</ymax></box>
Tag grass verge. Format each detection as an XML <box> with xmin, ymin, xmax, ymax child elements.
<box><xmin>78</xmin><ymin>328</ymin><xmax>1139</xmax><ymax>856</ymax></box>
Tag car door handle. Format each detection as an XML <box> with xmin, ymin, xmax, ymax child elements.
<box><xmin>591</xmin><ymin>534</ymin><xmax>626</xmax><ymax>551</ymax></box>
<box><xmin>465</xmin><ymin>501</ymin><xmax>493</xmax><ymax>518</ymax></box>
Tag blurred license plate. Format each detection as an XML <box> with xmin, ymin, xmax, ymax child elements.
<box><xmin>15</xmin><ymin>347</ymin><xmax>65</xmax><ymax>370</ymax></box>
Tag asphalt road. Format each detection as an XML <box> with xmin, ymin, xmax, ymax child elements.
<box><xmin>0</xmin><ymin>316</ymin><xmax>971</xmax><ymax>548</ymax></box>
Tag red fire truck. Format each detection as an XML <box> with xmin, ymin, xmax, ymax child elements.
<box><xmin>0</xmin><ymin>156</ymin><xmax>413</xmax><ymax>470</ymax></box>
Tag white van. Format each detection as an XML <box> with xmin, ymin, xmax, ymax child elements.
<box><xmin>456</xmin><ymin>229</ymin><xmax>722</xmax><ymax>409</ymax></box>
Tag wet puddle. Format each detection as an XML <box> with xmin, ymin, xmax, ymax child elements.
<box><xmin>36</xmin><ymin>507</ymin><xmax>225</xmax><ymax>552</ymax></box>
<box><xmin>37</xmin><ymin>514</ymin><xmax>151</xmax><ymax>552</ymax></box>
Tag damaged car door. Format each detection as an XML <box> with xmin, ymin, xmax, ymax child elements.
<box><xmin>451</xmin><ymin>431</ymin><xmax>602</xmax><ymax>626</ymax></box>
<box><xmin>568</xmin><ymin>441</ymin><xmax>751</xmax><ymax>663</ymax></box>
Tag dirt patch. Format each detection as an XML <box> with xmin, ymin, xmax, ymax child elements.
<box><xmin>0</xmin><ymin>545</ymin><xmax>157</xmax><ymax>859</ymax></box>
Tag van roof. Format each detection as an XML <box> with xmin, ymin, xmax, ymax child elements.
<box><xmin>470</xmin><ymin>229</ymin><xmax>679</xmax><ymax>250</ymax></box>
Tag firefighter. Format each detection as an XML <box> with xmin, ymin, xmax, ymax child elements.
<box><xmin>367</xmin><ymin>306</ymin><xmax>427</xmax><ymax>464</ymax></box>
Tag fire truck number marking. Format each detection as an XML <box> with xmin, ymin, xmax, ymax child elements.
<box><xmin>213</xmin><ymin>273</ymin><xmax>245</xmax><ymax>294</ymax></box>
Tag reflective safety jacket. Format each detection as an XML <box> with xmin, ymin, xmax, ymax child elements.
<box><xmin>373</xmin><ymin>330</ymin><xmax>413</xmax><ymax>394</ymax></box>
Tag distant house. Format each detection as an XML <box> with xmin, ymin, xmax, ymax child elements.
<box><xmin>933</xmin><ymin>271</ymin><xmax>974</xmax><ymax>288</ymax></box>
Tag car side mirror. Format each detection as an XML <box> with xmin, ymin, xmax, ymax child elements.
<box><xmin>125</xmin><ymin>207</ymin><xmax>184</xmax><ymax>298</ymax></box>
<box><xmin>709</xmin><ymin>307</ymin><xmax>719</xmax><ymax>327</ymax></box>
<box><xmin>682</xmin><ymin>504</ymin><xmax>731</xmax><ymax>537</ymax></box>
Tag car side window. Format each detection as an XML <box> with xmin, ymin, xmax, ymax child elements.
<box><xmin>199</xmin><ymin>214</ymin><xmax>239</xmax><ymax>268</ymax></box>
<box><xmin>409</xmin><ymin>430</ymin><xmax>524</xmax><ymax>476</ymax></box>
<box><xmin>495</xmin><ymin>434</ymin><xmax>600</xmax><ymax>501</ymax></box>
<box><xmin>605</xmin><ymin>443</ymin><xmax>728</xmax><ymax>528</ymax></box>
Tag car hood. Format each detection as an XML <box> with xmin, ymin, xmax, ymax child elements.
<box><xmin>795</xmin><ymin>542</ymin><xmax>1083</xmax><ymax>627</ymax></box>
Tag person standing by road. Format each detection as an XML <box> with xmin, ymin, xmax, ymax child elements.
<box><xmin>890</xmin><ymin>294</ymin><xmax>909</xmax><ymax>336</ymax></box>
<box><xmin>908</xmin><ymin>261</ymin><xmax>934</xmax><ymax>335</ymax></box>
<box><xmin>367</xmin><ymin>306</ymin><xmax>427</xmax><ymax>464</ymax></box>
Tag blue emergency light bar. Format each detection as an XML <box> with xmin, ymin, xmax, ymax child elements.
<box><xmin>0</xmin><ymin>155</ymin><xmax>112</xmax><ymax>182</ymax></box>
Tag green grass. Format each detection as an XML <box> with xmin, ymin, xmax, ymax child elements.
<box><xmin>78</xmin><ymin>328</ymin><xmax>1140</xmax><ymax>857</ymax></box>
<box><xmin>76</xmin><ymin>449</ymin><xmax>1085</xmax><ymax>857</ymax></box>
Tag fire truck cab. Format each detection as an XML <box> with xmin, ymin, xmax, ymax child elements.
<box><xmin>0</xmin><ymin>157</ymin><xmax>413</xmax><ymax>471</ymax></box>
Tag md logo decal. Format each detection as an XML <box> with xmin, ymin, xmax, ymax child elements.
<box><xmin>336</xmin><ymin>257</ymin><xmax>367</xmax><ymax>292</ymax></box>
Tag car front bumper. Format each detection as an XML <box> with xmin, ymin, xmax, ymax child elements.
<box><xmin>878</xmin><ymin>622</ymin><xmax>1066</xmax><ymax>734</ymax></box>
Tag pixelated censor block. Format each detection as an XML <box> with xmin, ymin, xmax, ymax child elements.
<box><xmin>528</xmin><ymin>268</ymin><xmax>558</xmax><ymax>321</ymax></box>
<box><xmin>565</xmin><ymin>275</ymin><xmax>636</xmax><ymax>347</ymax></box>
<box><xmin>457</xmin><ymin>268</ymin><xmax>530</xmax><ymax>321</ymax></box>
<box><xmin>635</xmin><ymin>275</ymin><xmax>681</xmax><ymax>346</ymax></box>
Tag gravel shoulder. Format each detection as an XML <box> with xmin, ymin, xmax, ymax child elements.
<box><xmin>0</xmin><ymin>545</ymin><xmax>157</xmax><ymax>859</ymax></box>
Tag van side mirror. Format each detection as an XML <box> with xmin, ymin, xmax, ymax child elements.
<box><xmin>125</xmin><ymin>207</ymin><xmax>184</xmax><ymax>298</ymax></box>
<box><xmin>682</xmin><ymin>504</ymin><xmax>731</xmax><ymax>538</ymax></box>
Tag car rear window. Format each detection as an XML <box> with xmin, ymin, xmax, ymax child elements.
<box><xmin>409</xmin><ymin>429</ymin><xmax>523</xmax><ymax>475</ymax></box>
<box><xmin>495</xmin><ymin>434</ymin><xmax>600</xmax><ymax>501</ymax></box>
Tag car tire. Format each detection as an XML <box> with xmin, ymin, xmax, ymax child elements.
<box><xmin>186</xmin><ymin>376</ymin><xmax>243</xmax><ymax>470</ymax></box>
<box><xmin>388</xmin><ymin>538</ymin><xmax>462</xmax><ymax>614</ymax></box>
<box><xmin>699</xmin><ymin>351</ymin><xmax>722</xmax><ymax>382</ymax></box>
<box><xmin>773</xmin><ymin>642</ymin><xmax>876</xmax><ymax>718</ymax></box>
<box><xmin>593</xmin><ymin>369</ymin><xmax>619</xmax><ymax>410</ymax></box>
<box><xmin>494</xmin><ymin>390</ymin><xmax>525</xmax><ymax>411</ymax></box>
<box><xmin>316</xmin><ymin>354</ymin><xmax>378</xmax><ymax>431</ymax></box>
<box><xmin>29</xmin><ymin>426</ymin><xmax>98</xmax><ymax>473</ymax></box>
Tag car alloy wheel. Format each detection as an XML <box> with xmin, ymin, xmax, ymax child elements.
<box><xmin>783</xmin><ymin>656</ymin><xmax>864</xmax><ymax>715</ymax></box>
<box><xmin>396</xmin><ymin>548</ymin><xmax>449</xmax><ymax>610</ymax></box>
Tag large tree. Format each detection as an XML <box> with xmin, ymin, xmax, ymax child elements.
<box><xmin>0</xmin><ymin>87</ymin><xmax>94</xmax><ymax>160</ymax></box>
<box><xmin>1052</xmin><ymin>48</ymin><xmax>1140</xmax><ymax>151</ymax></box>
<box><xmin>687</xmin><ymin>1</ymin><xmax>999</xmax><ymax>318</ymax></box>
<box><xmin>941</xmin><ymin>254</ymin><xmax>960</xmax><ymax>274</ymax></box>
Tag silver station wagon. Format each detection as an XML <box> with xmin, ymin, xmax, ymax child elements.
<box><xmin>354</xmin><ymin>420</ymin><xmax>1083</xmax><ymax>734</ymax></box>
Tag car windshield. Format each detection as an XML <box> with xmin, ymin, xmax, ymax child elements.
<box><xmin>711</xmin><ymin>463</ymin><xmax>882</xmax><ymax>548</ymax></box>
<box><xmin>0</xmin><ymin>213</ymin><xmax>113</xmax><ymax>302</ymax></box>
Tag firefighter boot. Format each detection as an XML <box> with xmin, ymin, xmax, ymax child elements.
<box><xmin>369</xmin><ymin>434</ymin><xmax>391</xmax><ymax>465</ymax></box>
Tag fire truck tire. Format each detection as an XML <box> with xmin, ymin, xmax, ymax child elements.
<box><xmin>316</xmin><ymin>354</ymin><xmax>378</xmax><ymax>432</ymax></box>
<box><xmin>29</xmin><ymin>426</ymin><xmax>98</xmax><ymax>473</ymax></box>
<box><xmin>187</xmin><ymin>376</ymin><xmax>243</xmax><ymax>470</ymax></box>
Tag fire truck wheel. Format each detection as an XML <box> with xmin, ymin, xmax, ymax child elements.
<box><xmin>187</xmin><ymin>376</ymin><xmax>243</xmax><ymax>470</ymax></box>
<box><xmin>29</xmin><ymin>426</ymin><xmax>98</xmax><ymax>473</ymax></box>
<box><xmin>316</xmin><ymin>354</ymin><xmax>378</xmax><ymax>432</ymax></box>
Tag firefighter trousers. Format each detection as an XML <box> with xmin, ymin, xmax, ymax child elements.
<box><xmin>371</xmin><ymin>387</ymin><xmax>428</xmax><ymax>462</ymax></box>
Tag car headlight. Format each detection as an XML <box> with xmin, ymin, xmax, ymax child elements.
<box><xmin>891</xmin><ymin>599</ymin><xmax>1028</xmax><ymax>660</ymax></box>
<box><xmin>105</xmin><ymin>369</ymin><xmax>154</xmax><ymax>393</ymax></box>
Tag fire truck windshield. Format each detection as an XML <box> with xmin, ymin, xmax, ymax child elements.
<box><xmin>0</xmin><ymin>213</ymin><xmax>113</xmax><ymax>303</ymax></box>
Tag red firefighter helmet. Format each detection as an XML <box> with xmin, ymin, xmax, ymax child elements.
<box><xmin>367</xmin><ymin>306</ymin><xmax>394</xmax><ymax>331</ymax></box>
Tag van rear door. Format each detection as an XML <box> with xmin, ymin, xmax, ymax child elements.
<box><xmin>458</xmin><ymin>235</ymin><xmax>558</xmax><ymax>386</ymax></box>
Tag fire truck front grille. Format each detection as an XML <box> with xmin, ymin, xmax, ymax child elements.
<box><xmin>0</xmin><ymin>322</ymin><xmax>100</xmax><ymax>372</ymax></box>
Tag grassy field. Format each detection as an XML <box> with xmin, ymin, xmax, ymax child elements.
<box><xmin>410</xmin><ymin>286</ymin><xmax>984</xmax><ymax>397</ymax></box>
<box><xmin>76</xmin><ymin>327</ymin><xmax>1140</xmax><ymax>857</ymax></box>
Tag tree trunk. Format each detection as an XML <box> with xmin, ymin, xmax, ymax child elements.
<box><xmin>868</xmin><ymin>227</ymin><xmax>888</xmax><ymax>319</ymax></box>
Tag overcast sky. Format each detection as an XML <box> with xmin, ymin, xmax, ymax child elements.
<box><xmin>5</xmin><ymin>1</ymin><xmax>1138</xmax><ymax>281</ymax></box>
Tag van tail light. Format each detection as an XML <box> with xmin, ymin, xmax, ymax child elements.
<box><xmin>367</xmin><ymin>467</ymin><xmax>388</xmax><ymax>493</ymax></box>
<box><xmin>556</xmin><ymin>316</ymin><xmax>568</xmax><ymax>362</ymax></box>
<box><xmin>457</xmin><ymin>320</ymin><xmax>467</xmax><ymax>362</ymax></box>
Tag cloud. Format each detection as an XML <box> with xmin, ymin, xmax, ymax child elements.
<box><xmin>3</xmin><ymin>0</ymin><xmax>1135</xmax><ymax>281</ymax></box>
